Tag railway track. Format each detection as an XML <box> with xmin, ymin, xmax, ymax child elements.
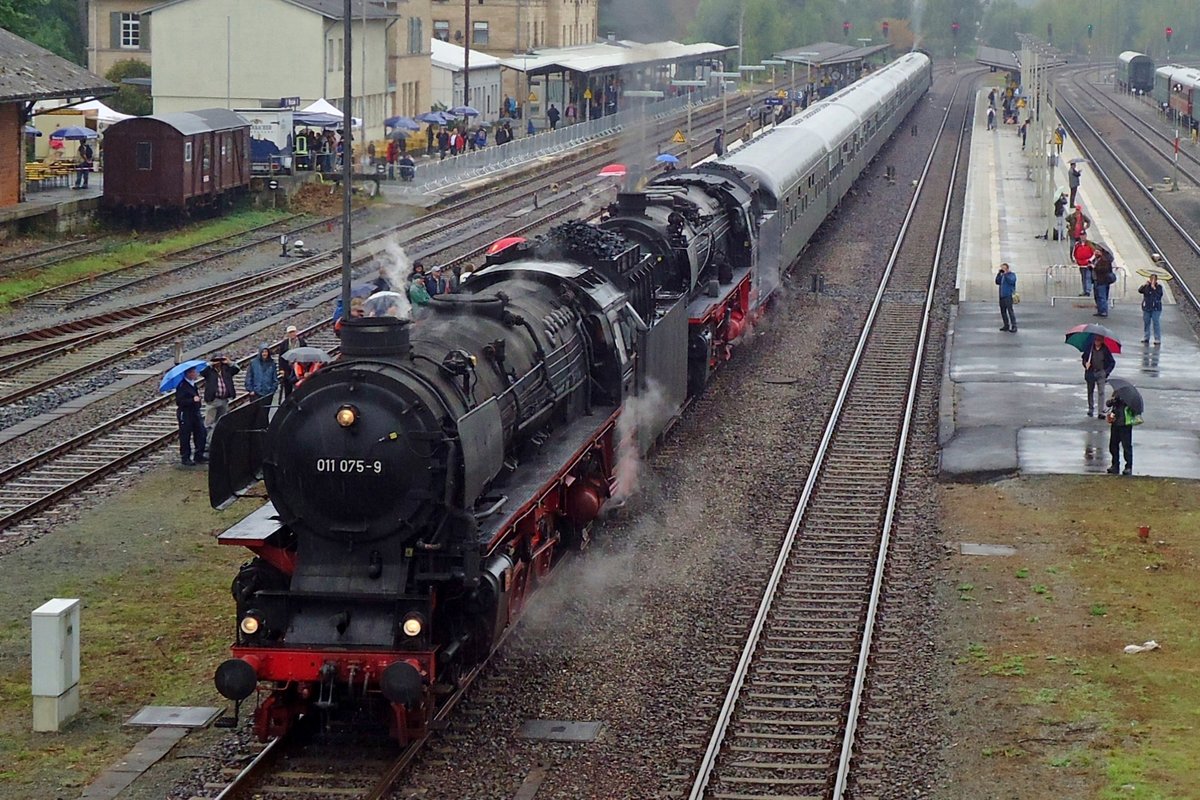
<box><xmin>1056</xmin><ymin>73</ymin><xmax>1200</xmax><ymax>308</ymax></box>
<box><xmin>683</xmin><ymin>71</ymin><xmax>975</xmax><ymax>800</ymax></box>
<box><xmin>0</xmin><ymin>91</ymin><xmax>772</xmax><ymax>412</ymax></box>
<box><xmin>13</xmin><ymin>212</ymin><xmax>321</xmax><ymax>312</ymax></box>
<box><xmin>1065</xmin><ymin>68</ymin><xmax>1200</xmax><ymax>188</ymax></box>
<box><xmin>0</xmin><ymin>88</ymin><xmax>764</xmax><ymax>535</ymax></box>
<box><xmin>0</xmin><ymin>235</ymin><xmax>112</xmax><ymax>278</ymax></box>
<box><xmin>0</xmin><ymin>175</ymin><xmax>618</xmax><ymax>536</ymax></box>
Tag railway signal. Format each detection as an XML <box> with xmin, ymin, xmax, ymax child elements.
<box><xmin>843</xmin><ymin>20</ymin><xmax>852</xmax><ymax>39</ymax></box>
<box><xmin>951</xmin><ymin>21</ymin><xmax>960</xmax><ymax>36</ymax></box>
<box><xmin>882</xmin><ymin>20</ymin><xmax>889</xmax><ymax>38</ymax></box>
<box><xmin>1087</xmin><ymin>24</ymin><xmax>1093</xmax><ymax>39</ymax></box>
<box><xmin>1165</xmin><ymin>26</ymin><xmax>1173</xmax><ymax>42</ymax></box>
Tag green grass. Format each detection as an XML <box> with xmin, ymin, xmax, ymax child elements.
<box><xmin>0</xmin><ymin>208</ymin><xmax>292</xmax><ymax>306</ymax></box>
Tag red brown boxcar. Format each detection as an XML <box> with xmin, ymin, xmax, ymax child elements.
<box><xmin>102</xmin><ymin>108</ymin><xmax>250</xmax><ymax>212</ymax></box>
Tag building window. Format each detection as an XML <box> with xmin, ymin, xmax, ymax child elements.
<box><xmin>120</xmin><ymin>13</ymin><xmax>140</xmax><ymax>48</ymax></box>
<box><xmin>434</xmin><ymin>20</ymin><xmax>450</xmax><ymax>41</ymax></box>
<box><xmin>135</xmin><ymin>141</ymin><xmax>152</xmax><ymax>170</ymax></box>
<box><xmin>472</xmin><ymin>21</ymin><xmax>488</xmax><ymax>45</ymax></box>
<box><xmin>408</xmin><ymin>17</ymin><xmax>423</xmax><ymax>54</ymax></box>
<box><xmin>184</xmin><ymin>142</ymin><xmax>192</xmax><ymax>162</ymax></box>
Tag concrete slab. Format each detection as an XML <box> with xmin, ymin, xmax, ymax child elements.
<box><xmin>943</xmin><ymin>92</ymin><xmax>1200</xmax><ymax>481</ymax></box>
<box><xmin>959</xmin><ymin>543</ymin><xmax>1018</xmax><ymax>556</ymax></box>
<box><xmin>80</xmin><ymin>726</ymin><xmax>186</xmax><ymax>799</ymax></box>
<box><xmin>125</xmin><ymin>705</ymin><xmax>219</xmax><ymax>728</ymax></box>
<box><xmin>517</xmin><ymin>719</ymin><xmax>604</xmax><ymax>742</ymax></box>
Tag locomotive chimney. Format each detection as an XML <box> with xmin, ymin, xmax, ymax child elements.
<box><xmin>616</xmin><ymin>192</ymin><xmax>649</xmax><ymax>217</ymax></box>
<box><xmin>340</xmin><ymin>318</ymin><xmax>412</xmax><ymax>359</ymax></box>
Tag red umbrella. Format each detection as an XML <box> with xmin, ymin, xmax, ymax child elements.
<box><xmin>598</xmin><ymin>163</ymin><xmax>627</xmax><ymax>177</ymax></box>
<box><xmin>485</xmin><ymin>236</ymin><xmax>527</xmax><ymax>256</ymax></box>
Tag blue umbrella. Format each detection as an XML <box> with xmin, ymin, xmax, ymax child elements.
<box><xmin>450</xmin><ymin>105</ymin><xmax>480</xmax><ymax>118</ymax></box>
<box><xmin>159</xmin><ymin>359</ymin><xmax>208</xmax><ymax>393</ymax></box>
<box><xmin>24</xmin><ymin>125</ymin><xmax>42</xmax><ymax>137</ymax></box>
<box><xmin>655</xmin><ymin>153</ymin><xmax>680</xmax><ymax>164</ymax></box>
<box><xmin>384</xmin><ymin>116</ymin><xmax>421</xmax><ymax>131</ymax></box>
<box><xmin>49</xmin><ymin>126</ymin><xmax>99</xmax><ymax>140</ymax></box>
<box><xmin>417</xmin><ymin>111</ymin><xmax>450</xmax><ymax>125</ymax></box>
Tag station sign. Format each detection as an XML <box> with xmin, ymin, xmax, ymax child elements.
<box><xmin>764</xmin><ymin>98</ymin><xmax>784</xmax><ymax>106</ymax></box>
<box><xmin>279</xmin><ymin>96</ymin><xmax>301</xmax><ymax>109</ymax></box>
<box><xmin>671</xmin><ymin>129</ymin><xmax>687</xmax><ymax>144</ymax></box>
<box><xmin>528</xmin><ymin>92</ymin><xmax>538</xmax><ymax>103</ymax></box>
<box><xmin>583</xmin><ymin>88</ymin><xmax>593</xmax><ymax>100</ymax></box>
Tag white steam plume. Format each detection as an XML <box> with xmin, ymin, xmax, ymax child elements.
<box><xmin>611</xmin><ymin>381</ymin><xmax>672</xmax><ymax>504</ymax></box>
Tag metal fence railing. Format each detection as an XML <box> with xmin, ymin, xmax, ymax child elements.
<box><xmin>384</xmin><ymin>88</ymin><xmax>722</xmax><ymax>195</ymax></box>
<box><xmin>1045</xmin><ymin>263</ymin><xmax>1127</xmax><ymax>305</ymax></box>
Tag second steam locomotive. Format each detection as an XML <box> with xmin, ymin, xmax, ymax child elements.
<box><xmin>208</xmin><ymin>52</ymin><xmax>933</xmax><ymax>743</ymax></box>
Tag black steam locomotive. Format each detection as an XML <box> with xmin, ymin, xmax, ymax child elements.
<box><xmin>209</xmin><ymin>53</ymin><xmax>932</xmax><ymax>743</ymax></box>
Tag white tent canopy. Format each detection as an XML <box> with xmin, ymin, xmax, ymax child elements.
<box><xmin>301</xmin><ymin>98</ymin><xmax>362</xmax><ymax>128</ymax></box>
<box><xmin>74</xmin><ymin>99</ymin><xmax>133</xmax><ymax>126</ymax></box>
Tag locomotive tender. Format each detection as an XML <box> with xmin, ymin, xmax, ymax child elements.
<box><xmin>209</xmin><ymin>52</ymin><xmax>933</xmax><ymax>744</ymax></box>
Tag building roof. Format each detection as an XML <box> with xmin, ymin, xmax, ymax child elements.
<box><xmin>0</xmin><ymin>27</ymin><xmax>114</xmax><ymax>103</ymax></box>
<box><xmin>499</xmin><ymin>40</ymin><xmax>736</xmax><ymax>77</ymax></box>
<box><xmin>119</xmin><ymin>108</ymin><xmax>249</xmax><ymax>135</ymax></box>
<box><xmin>775</xmin><ymin>41</ymin><xmax>891</xmax><ymax>67</ymax></box>
<box><xmin>143</xmin><ymin>0</ymin><xmax>391</xmax><ymax>19</ymax></box>
<box><xmin>976</xmin><ymin>45</ymin><xmax>1019</xmax><ymax>72</ymax></box>
<box><xmin>431</xmin><ymin>38</ymin><xmax>502</xmax><ymax>72</ymax></box>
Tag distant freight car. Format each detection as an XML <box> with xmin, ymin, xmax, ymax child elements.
<box><xmin>103</xmin><ymin>109</ymin><xmax>251</xmax><ymax>214</ymax></box>
<box><xmin>1116</xmin><ymin>51</ymin><xmax>1154</xmax><ymax>94</ymax></box>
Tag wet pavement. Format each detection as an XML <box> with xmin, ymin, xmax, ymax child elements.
<box><xmin>941</xmin><ymin>90</ymin><xmax>1200</xmax><ymax>481</ymax></box>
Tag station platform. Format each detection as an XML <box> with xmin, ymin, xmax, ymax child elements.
<box><xmin>940</xmin><ymin>90</ymin><xmax>1200</xmax><ymax>481</ymax></box>
<box><xmin>0</xmin><ymin>177</ymin><xmax>102</xmax><ymax>236</ymax></box>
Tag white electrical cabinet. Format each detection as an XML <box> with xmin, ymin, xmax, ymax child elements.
<box><xmin>31</xmin><ymin>598</ymin><xmax>80</xmax><ymax>732</ymax></box>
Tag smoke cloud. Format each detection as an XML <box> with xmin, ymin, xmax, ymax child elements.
<box><xmin>611</xmin><ymin>381</ymin><xmax>672</xmax><ymax>504</ymax></box>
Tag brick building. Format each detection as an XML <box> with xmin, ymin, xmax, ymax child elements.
<box><xmin>0</xmin><ymin>28</ymin><xmax>114</xmax><ymax>207</ymax></box>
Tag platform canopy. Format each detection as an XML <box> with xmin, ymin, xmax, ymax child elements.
<box><xmin>499</xmin><ymin>40</ymin><xmax>736</xmax><ymax>78</ymax></box>
<box><xmin>775</xmin><ymin>41</ymin><xmax>892</xmax><ymax>67</ymax></box>
<box><xmin>976</xmin><ymin>45</ymin><xmax>1020</xmax><ymax>73</ymax></box>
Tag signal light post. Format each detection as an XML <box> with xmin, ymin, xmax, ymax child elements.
<box><xmin>671</xmin><ymin>79</ymin><xmax>707</xmax><ymax>166</ymax></box>
<box><xmin>1166</xmin><ymin>27</ymin><xmax>1173</xmax><ymax>63</ymax></box>
<box><xmin>711</xmin><ymin>71</ymin><xmax>742</xmax><ymax>134</ymax></box>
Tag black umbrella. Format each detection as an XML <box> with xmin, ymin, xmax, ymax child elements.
<box><xmin>1108</xmin><ymin>378</ymin><xmax>1144</xmax><ymax>415</ymax></box>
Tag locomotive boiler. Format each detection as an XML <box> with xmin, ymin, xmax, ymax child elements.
<box><xmin>208</xmin><ymin>53</ymin><xmax>932</xmax><ymax>745</ymax></box>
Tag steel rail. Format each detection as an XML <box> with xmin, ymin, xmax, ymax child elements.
<box><xmin>1055</xmin><ymin>91</ymin><xmax>1200</xmax><ymax>313</ymax></box>
<box><xmin>832</xmin><ymin>75</ymin><xmax>970</xmax><ymax>799</ymax></box>
<box><xmin>686</xmin><ymin>72</ymin><xmax>973</xmax><ymax>800</ymax></box>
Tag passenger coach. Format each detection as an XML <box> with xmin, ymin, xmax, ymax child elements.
<box><xmin>1117</xmin><ymin>51</ymin><xmax>1154</xmax><ymax>94</ymax></box>
<box><xmin>103</xmin><ymin>108</ymin><xmax>251</xmax><ymax>214</ymax></box>
<box><xmin>720</xmin><ymin>52</ymin><xmax>933</xmax><ymax>269</ymax></box>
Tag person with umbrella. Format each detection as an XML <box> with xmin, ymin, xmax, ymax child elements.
<box><xmin>1139</xmin><ymin>273</ymin><xmax>1164</xmax><ymax>345</ymax></box>
<box><xmin>1105</xmin><ymin>379</ymin><xmax>1143</xmax><ymax>475</ymax></box>
<box><xmin>166</xmin><ymin>361</ymin><xmax>208</xmax><ymax>466</ymax></box>
<box><xmin>73</xmin><ymin>139</ymin><xmax>94</xmax><ymax>189</ymax></box>
<box><xmin>279</xmin><ymin>325</ymin><xmax>308</xmax><ymax>397</ymax></box>
<box><xmin>1082</xmin><ymin>336</ymin><xmax>1116</xmax><ymax>417</ymax></box>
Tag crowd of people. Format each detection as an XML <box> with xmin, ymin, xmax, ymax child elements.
<box><xmin>173</xmin><ymin>324</ymin><xmax>316</xmax><ymax>467</ymax></box>
<box><xmin>984</xmin><ymin>83</ymin><xmax>1167</xmax><ymax>477</ymax></box>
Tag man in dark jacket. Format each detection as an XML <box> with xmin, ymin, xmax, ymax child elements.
<box><xmin>245</xmin><ymin>344</ymin><xmax>279</xmax><ymax>399</ymax></box>
<box><xmin>1139</xmin><ymin>273</ymin><xmax>1164</xmax><ymax>345</ymax></box>
<box><xmin>1082</xmin><ymin>337</ymin><xmax>1115</xmax><ymax>417</ymax></box>
<box><xmin>175</xmin><ymin>366</ymin><xmax>207</xmax><ymax>466</ymax></box>
<box><xmin>202</xmin><ymin>354</ymin><xmax>240</xmax><ymax>427</ymax></box>
<box><xmin>1106</xmin><ymin>394</ymin><xmax>1134</xmax><ymax>475</ymax></box>
<box><xmin>547</xmin><ymin>104</ymin><xmax>560</xmax><ymax>130</ymax></box>
<box><xmin>1091</xmin><ymin>245</ymin><xmax>1115</xmax><ymax>317</ymax></box>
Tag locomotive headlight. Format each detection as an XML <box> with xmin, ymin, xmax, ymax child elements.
<box><xmin>336</xmin><ymin>404</ymin><xmax>358</xmax><ymax>427</ymax></box>
<box><xmin>239</xmin><ymin>614</ymin><xmax>261</xmax><ymax>635</ymax></box>
<box><xmin>401</xmin><ymin>613</ymin><xmax>425</xmax><ymax>637</ymax></box>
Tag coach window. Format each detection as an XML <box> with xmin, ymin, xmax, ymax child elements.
<box><xmin>184</xmin><ymin>142</ymin><xmax>192</xmax><ymax>162</ymax></box>
<box><xmin>135</xmin><ymin>141</ymin><xmax>152</xmax><ymax>170</ymax></box>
